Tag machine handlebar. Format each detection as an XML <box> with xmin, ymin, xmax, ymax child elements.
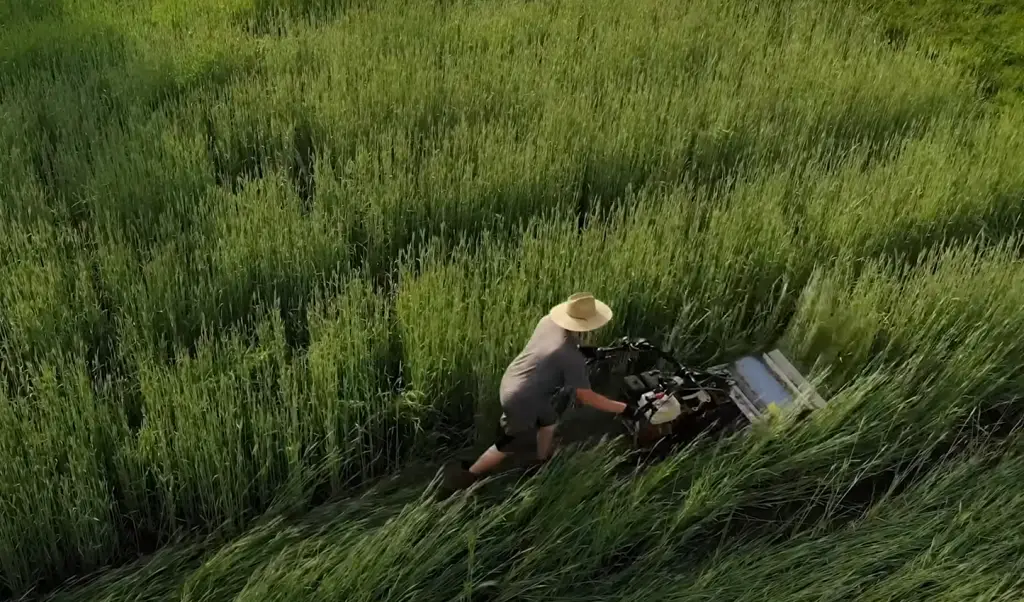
<box><xmin>580</xmin><ymin>337</ymin><xmax>683</xmax><ymax>371</ymax></box>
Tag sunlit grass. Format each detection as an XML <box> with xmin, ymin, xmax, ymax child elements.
<box><xmin>1</xmin><ymin>0</ymin><xmax>1022</xmax><ymax>596</ymax></box>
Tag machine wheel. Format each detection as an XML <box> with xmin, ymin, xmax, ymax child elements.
<box><xmin>636</xmin><ymin>421</ymin><xmax>672</xmax><ymax>448</ymax></box>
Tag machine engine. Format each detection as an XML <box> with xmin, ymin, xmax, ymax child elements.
<box><xmin>581</xmin><ymin>337</ymin><xmax>825</xmax><ymax>453</ymax></box>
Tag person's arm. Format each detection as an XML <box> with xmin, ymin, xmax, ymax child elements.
<box><xmin>561</xmin><ymin>349</ymin><xmax>634</xmax><ymax>416</ymax></box>
<box><xmin>575</xmin><ymin>388</ymin><xmax>629</xmax><ymax>414</ymax></box>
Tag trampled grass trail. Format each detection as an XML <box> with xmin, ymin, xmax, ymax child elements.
<box><xmin>1</xmin><ymin>0</ymin><xmax>1023</xmax><ymax>598</ymax></box>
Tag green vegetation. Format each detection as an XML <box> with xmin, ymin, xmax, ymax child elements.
<box><xmin>1</xmin><ymin>0</ymin><xmax>1022</xmax><ymax>599</ymax></box>
<box><xmin>856</xmin><ymin>0</ymin><xmax>1024</xmax><ymax>105</ymax></box>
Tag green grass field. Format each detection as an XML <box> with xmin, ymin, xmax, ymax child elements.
<box><xmin>1</xmin><ymin>0</ymin><xmax>1023</xmax><ymax>599</ymax></box>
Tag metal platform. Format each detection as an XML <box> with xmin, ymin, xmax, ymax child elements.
<box><xmin>709</xmin><ymin>348</ymin><xmax>827</xmax><ymax>422</ymax></box>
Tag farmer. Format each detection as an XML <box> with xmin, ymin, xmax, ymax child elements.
<box><xmin>459</xmin><ymin>292</ymin><xmax>640</xmax><ymax>484</ymax></box>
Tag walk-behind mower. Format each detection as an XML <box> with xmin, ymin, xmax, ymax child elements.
<box><xmin>438</xmin><ymin>337</ymin><xmax>828</xmax><ymax>497</ymax></box>
<box><xmin>579</xmin><ymin>337</ymin><xmax>829</xmax><ymax>459</ymax></box>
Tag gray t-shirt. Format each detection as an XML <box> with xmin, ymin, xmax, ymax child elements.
<box><xmin>499</xmin><ymin>316</ymin><xmax>591</xmax><ymax>425</ymax></box>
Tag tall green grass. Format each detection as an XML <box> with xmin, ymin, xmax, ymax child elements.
<box><xmin>0</xmin><ymin>359</ymin><xmax>124</xmax><ymax>591</ymax></box>
<box><xmin>38</xmin><ymin>397</ymin><xmax>1024</xmax><ymax>602</ymax></box>
<box><xmin>396</xmin><ymin>119</ymin><xmax>1024</xmax><ymax>433</ymax></box>
<box><xmin>2</xmin><ymin>0</ymin><xmax>1023</xmax><ymax>596</ymax></box>
<box><xmin>784</xmin><ymin>236</ymin><xmax>1024</xmax><ymax>391</ymax></box>
<box><xmin>19</xmin><ymin>217</ymin><xmax>1020</xmax><ymax>598</ymax></box>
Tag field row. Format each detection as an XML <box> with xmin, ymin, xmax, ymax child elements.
<box><xmin>4</xmin><ymin>111</ymin><xmax>1022</xmax><ymax>379</ymax></box>
<box><xmin>0</xmin><ymin>0</ymin><xmax>997</xmax><ymax>370</ymax></box>
<box><xmin>3</xmin><ymin>111</ymin><xmax>1024</xmax><ymax>595</ymax></box>
<box><xmin>39</xmin><ymin>253</ymin><xmax>1024</xmax><ymax>600</ymax></box>
<box><xmin>4</xmin><ymin>217</ymin><xmax>1024</xmax><ymax>595</ymax></box>
<box><xmin>44</xmin><ymin>439</ymin><xmax>1024</xmax><ymax>601</ymax></box>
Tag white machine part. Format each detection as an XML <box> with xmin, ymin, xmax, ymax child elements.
<box><xmin>709</xmin><ymin>349</ymin><xmax>827</xmax><ymax>422</ymax></box>
<box><xmin>620</xmin><ymin>347</ymin><xmax>826</xmax><ymax>446</ymax></box>
<box><xmin>637</xmin><ymin>391</ymin><xmax>683</xmax><ymax>425</ymax></box>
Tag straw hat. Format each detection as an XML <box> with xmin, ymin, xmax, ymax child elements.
<box><xmin>549</xmin><ymin>292</ymin><xmax>613</xmax><ymax>332</ymax></box>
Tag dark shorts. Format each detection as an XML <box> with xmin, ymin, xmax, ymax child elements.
<box><xmin>493</xmin><ymin>391</ymin><xmax>568</xmax><ymax>452</ymax></box>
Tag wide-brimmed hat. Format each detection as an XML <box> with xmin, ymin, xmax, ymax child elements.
<box><xmin>549</xmin><ymin>292</ymin><xmax>613</xmax><ymax>332</ymax></box>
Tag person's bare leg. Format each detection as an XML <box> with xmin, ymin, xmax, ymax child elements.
<box><xmin>468</xmin><ymin>445</ymin><xmax>507</xmax><ymax>476</ymax></box>
<box><xmin>536</xmin><ymin>424</ymin><xmax>557</xmax><ymax>461</ymax></box>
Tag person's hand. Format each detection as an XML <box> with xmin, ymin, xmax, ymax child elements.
<box><xmin>621</xmin><ymin>402</ymin><xmax>643</xmax><ymax>421</ymax></box>
<box><xmin>622</xmin><ymin>393</ymin><xmax>663</xmax><ymax>422</ymax></box>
